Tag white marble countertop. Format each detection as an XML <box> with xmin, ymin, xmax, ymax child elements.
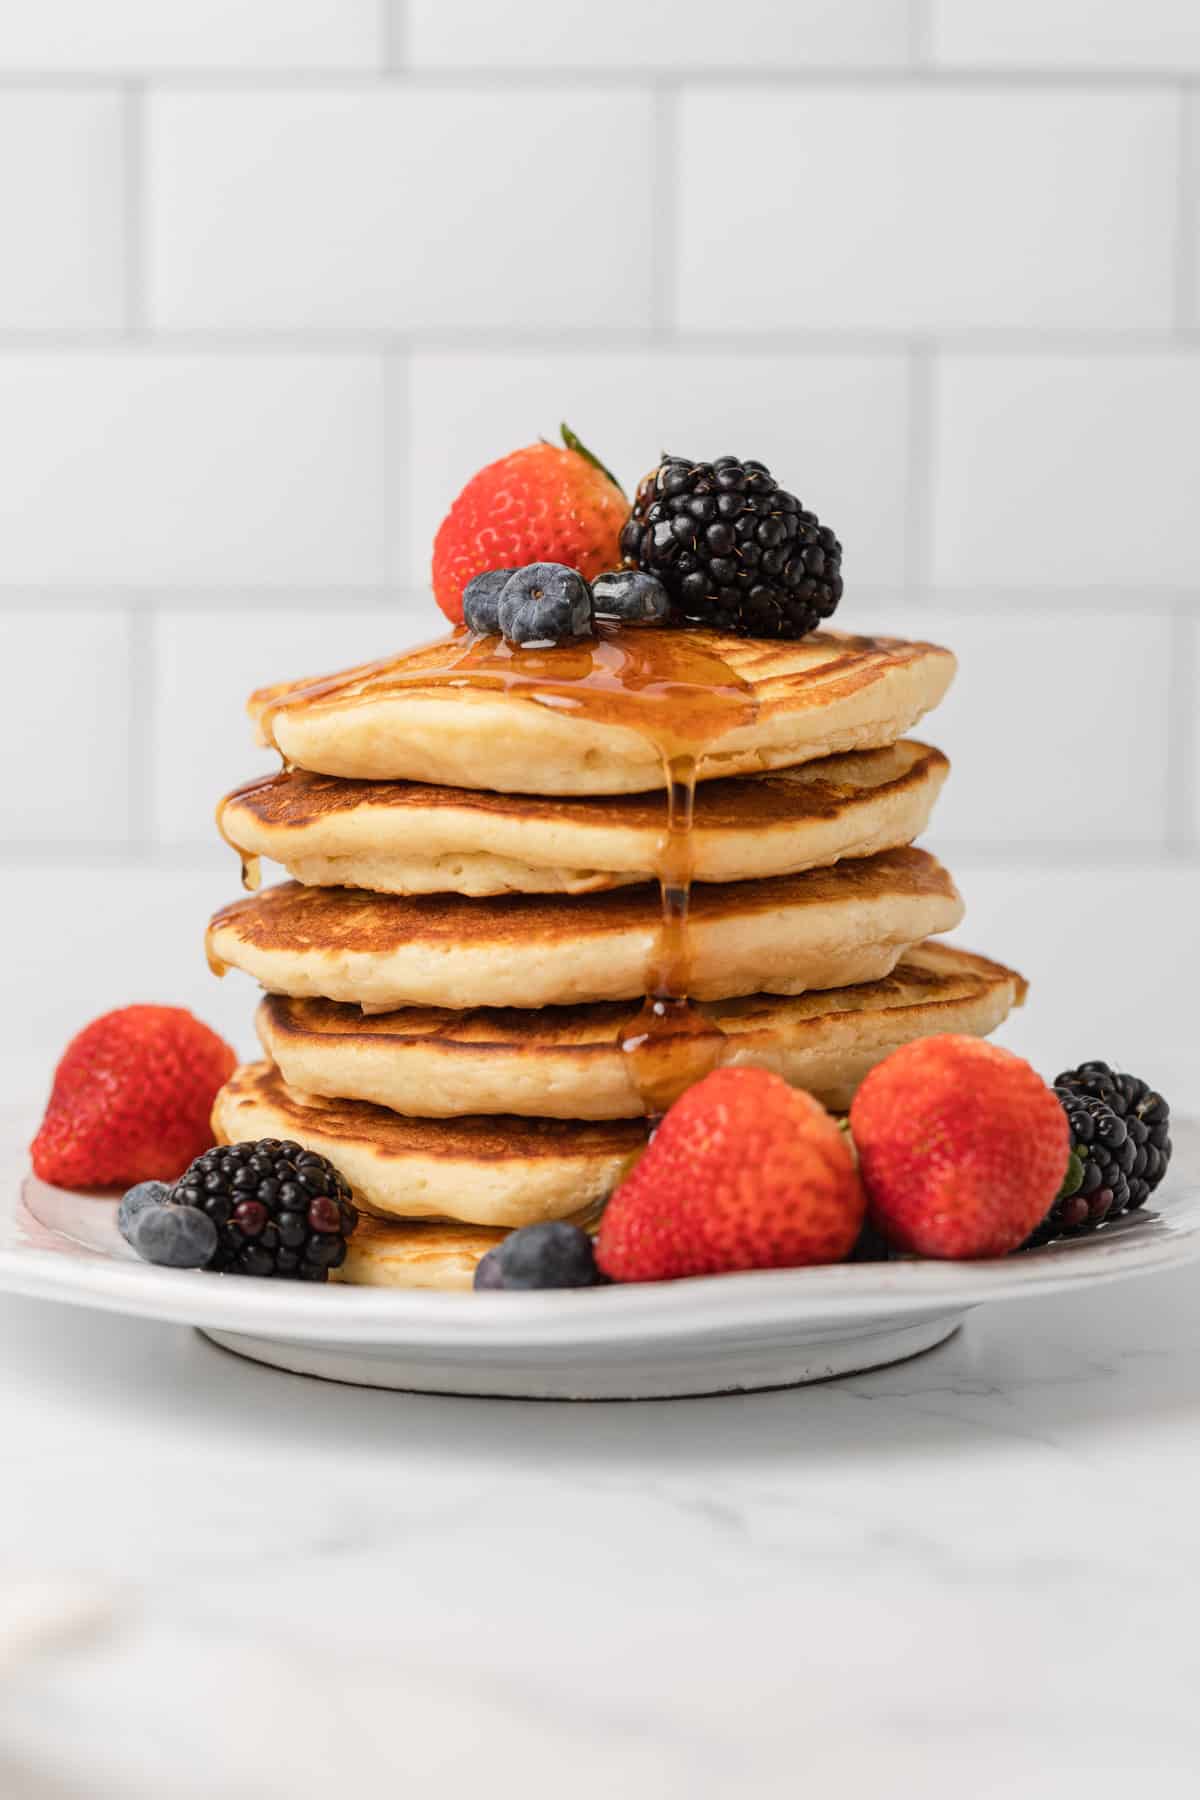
<box><xmin>2</xmin><ymin>1053</ymin><xmax>1200</xmax><ymax>1797</ymax></box>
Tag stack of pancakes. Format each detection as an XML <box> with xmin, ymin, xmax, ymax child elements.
<box><xmin>206</xmin><ymin>625</ymin><xmax>1026</xmax><ymax>1289</ymax></box>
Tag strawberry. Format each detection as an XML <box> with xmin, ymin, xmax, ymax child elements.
<box><xmin>31</xmin><ymin>1007</ymin><xmax>237</xmax><ymax>1192</ymax></box>
<box><xmin>432</xmin><ymin>424</ymin><xmax>627</xmax><ymax>625</ymax></box>
<box><xmin>849</xmin><ymin>1035</ymin><xmax>1070</xmax><ymax>1260</ymax></box>
<box><xmin>595</xmin><ymin>1068</ymin><xmax>864</xmax><ymax>1283</ymax></box>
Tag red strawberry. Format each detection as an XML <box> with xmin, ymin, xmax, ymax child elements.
<box><xmin>432</xmin><ymin>425</ymin><xmax>627</xmax><ymax>625</ymax></box>
<box><xmin>31</xmin><ymin>1007</ymin><xmax>237</xmax><ymax>1192</ymax></box>
<box><xmin>596</xmin><ymin>1068</ymin><xmax>864</xmax><ymax>1283</ymax></box>
<box><xmin>849</xmin><ymin>1035</ymin><xmax>1070</xmax><ymax>1260</ymax></box>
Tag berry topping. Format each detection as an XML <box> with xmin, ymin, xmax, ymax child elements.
<box><xmin>849</xmin><ymin>1036</ymin><xmax>1071</xmax><ymax>1260</ymax></box>
<box><xmin>1024</xmin><ymin>1062</ymin><xmax>1172</xmax><ymax>1247</ymax></box>
<box><xmin>169</xmin><ymin>1139</ymin><xmax>358</xmax><ymax>1280</ymax></box>
<box><xmin>31</xmin><ymin>1006</ymin><xmax>237</xmax><ymax>1191</ymax></box>
<box><xmin>117</xmin><ymin>1180</ymin><xmax>170</xmax><ymax>1245</ymax></box>
<box><xmin>432</xmin><ymin>424</ymin><xmax>626</xmax><ymax>626</ymax></box>
<box><xmin>619</xmin><ymin>454</ymin><xmax>843</xmax><ymax>640</ymax></box>
<box><xmin>473</xmin><ymin>1221</ymin><xmax>601</xmax><ymax>1291</ymax></box>
<box><xmin>497</xmin><ymin>562</ymin><xmax>593</xmax><ymax>646</ymax></box>
<box><xmin>462</xmin><ymin>568</ymin><xmax>509</xmax><ymax>636</ymax></box>
<box><xmin>129</xmin><ymin>1203</ymin><xmax>219</xmax><ymax>1271</ymax></box>
<box><xmin>596</xmin><ymin>1068</ymin><xmax>864</xmax><ymax>1283</ymax></box>
<box><xmin>591</xmin><ymin>568</ymin><xmax>670</xmax><ymax>623</ymax></box>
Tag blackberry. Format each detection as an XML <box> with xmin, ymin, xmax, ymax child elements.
<box><xmin>618</xmin><ymin>454</ymin><xmax>843</xmax><ymax>640</ymax></box>
<box><xmin>171</xmin><ymin>1139</ymin><xmax>358</xmax><ymax>1281</ymax></box>
<box><xmin>1025</xmin><ymin>1063</ymin><xmax>1171</xmax><ymax>1248</ymax></box>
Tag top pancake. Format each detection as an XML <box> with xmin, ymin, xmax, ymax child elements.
<box><xmin>248</xmin><ymin>623</ymin><xmax>956</xmax><ymax>796</ymax></box>
<box><xmin>218</xmin><ymin>740</ymin><xmax>948</xmax><ymax>897</ymax></box>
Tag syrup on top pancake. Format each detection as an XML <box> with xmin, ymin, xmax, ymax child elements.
<box><xmin>247</xmin><ymin>624</ymin><xmax>956</xmax><ymax>797</ymax></box>
<box><xmin>218</xmin><ymin>740</ymin><xmax>949</xmax><ymax>898</ymax></box>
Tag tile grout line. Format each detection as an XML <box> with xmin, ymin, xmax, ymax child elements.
<box><xmin>650</xmin><ymin>81</ymin><xmax>678</xmax><ymax>338</ymax></box>
<box><xmin>382</xmin><ymin>348</ymin><xmax>410</xmax><ymax>589</ymax></box>
<box><xmin>382</xmin><ymin>0</ymin><xmax>405</xmax><ymax>71</ymax></box>
<box><xmin>125</xmin><ymin>605</ymin><xmax>156</xmax><ymax>849</ymax></box>
<box><xmin>1174</xmin><ymin>85</ymin><xmax>1198</xmax><ymax>331</ymax></box>
<box><xmin>121</xmin><ymin>80</ymin><xmax>147</xmax><ymax>333</ymax></box>
<box><xmin>0</xmin><ymin>68</ymin><xmax>1195</xmax><ymax>92</ymax></box>
<box><xmin>908</xmin><ymin>0</ymin><xmax>932</xmax><ymax>67</ymax></box>
<box><xmin>903</xmin><ymin>344</ymin><xmax>935</xmax><ymax>595</ymax></box>
<box><xmin>1165</xmin><ymin>604</ymin><xmax>1197</xmax><ymax>852</ymax></box>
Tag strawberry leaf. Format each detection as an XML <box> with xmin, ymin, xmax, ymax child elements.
<box><xmin>560</xmin><ymin>423</ymin><xmax>625</xmax><ymax>496</ymax></box>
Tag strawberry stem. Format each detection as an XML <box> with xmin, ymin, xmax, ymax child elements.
<box><xmin>560</xmin><ymin>423</ymin><xmax>625</xmax><ymax>496</ymax></box>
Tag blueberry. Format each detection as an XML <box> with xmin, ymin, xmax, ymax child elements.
<box><xmin>462</xmin><ymin>568</ymin><xmax>511</xmax><ymax>636</ymax></box>
<box><xmin>130</xmin><ymin>1203</ymin><xmax>218</xmax><ymax>1270</ymax></box>
<box><xmin>473</xmin><ymin>1248</ymin><xmax>504</xmax><ymax>1290</ymax></box>
<box><xmin>476</xmin><ymin>1221</ymin><xmax>601</xmax><ymax>1291</ymax></box>
<box><xmin>497</xmin><ymin>564</ymin><xmax>593</xmax><ymax>647</ymax></box>
<box><xmin>117</xmin><ymin>1180</ymin><xmax>170</xmax><ymax>1246</ymax></box>
<box><xmin>592</xmin><ymin>569</ymin><xmax>670</xmax><ymax>623</ymax></box>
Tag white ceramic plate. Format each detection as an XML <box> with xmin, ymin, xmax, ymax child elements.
<box><xmin>3</xmin><ymin>1119</ymin><xmax>1197</xmax><ymax>1399</ymax></box>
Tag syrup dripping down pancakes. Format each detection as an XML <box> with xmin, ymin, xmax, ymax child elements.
<box><xmin>208</xmin><ymin>621</ymin><xmax>1023</xmax><ymax>1284</ymax></box>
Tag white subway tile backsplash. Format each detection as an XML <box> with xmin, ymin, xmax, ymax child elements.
<box><xmin>408</xmin><ymin>350</ymin><xmax>910</xmax><ymax>589</ymax></box>
<box><xmin>147</xmin><ymin>89</ymin><xmax>655</xmax><ymax>332</ymax></box>
<box><xmin>1</xmin><ymin>611</ymin><xmax>131</xmax><ymax>843</ymax></box>
<box><xmin>406</xmin><ymin>0</ymin><xmax>911</xmax><ymax>70</ymax></box>
<box><xmin>0</xmin><ymin>1</ymin><xmax>379</xmax><ymax>71</ymax></box>
<box><xmin>677</xmin><ymin>88</ymin><xmax>1177</xmax><ymax>332</ymax></box>
<box><xmin>853</xmin><ymin>606</ymin><xmax>1174</xmax><ymax>848</ymax></box>
<box><xmin>0</xmin><ymin>354</ymin><xmax>387</xmax><ymax>586</ymax></box>
<box><xmin>932</xmin><ymin>355</ymin><xmax>1200</xmax><ymax>589</ymax></box>
<box><xmin>0</xmin><ymin>94</ymin><xmax>125</xmax><ymax>330</ymax></box>
<box><xmin>931</xmin><ymin>1</ymin><xmax>1200</xmax><ymax>70</ymax></box>
<box><xmin>947</xmin><ymin>865</ymin><xmax>1200</xmax><ymax>1072</ymax></box>
<box><xmin>151</xmin><ymin>609</ymin><xmax>410</xmax><ymax>847</ymax></box>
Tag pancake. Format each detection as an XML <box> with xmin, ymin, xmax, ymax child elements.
<box><xmin>257</xmin><ymin>943</ymin><xmax>1026</xmax><ymax>1121</ymax></box>
<box><xmin>335</xmin><ymin>1213</ymin><xmax>505</xmax><ymax>1291</ymax></box>
<box><xmin>248</xmin><ymin>623</ymin><xmax>956</xmax><ymax>796</ymax></box>
<box><xmin>207</xmin><ymin>847</ymin><xmax>964</xmax><ymax>1011</ymax></box>
<box><xmin>219</xmin><ymin>740</ymin><xmax>949</xmax><ymax>898</ymax></box>
<box><xmin>211</xmin><ymin>1061</ymin><xmax>646</xmax><ymax>1228</ymax></box>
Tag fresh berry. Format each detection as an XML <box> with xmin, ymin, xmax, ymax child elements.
<box><xmin>130</xmin><ymin>1203</ymin><xmax>218</xmax><ymax>1270</ymax></box>
<box><xmin>432</xmin><ymin>424</ymin><xmax>627</xmax><ymax>626</ymax></box>
<box><xmin>462</xmin><ymin>568</ymin><xmax>509</xmax><ymax>636</ymax></box>
<box><xmin>849</xmin><ymin>1036</ymin><xmax>1071</xmax><ymax>1260</ymax></box>
<box><xmin>30</xmin><ymin>1007</ymin><xmax>237</xmax><ymax>1191</ymax></box>
<box><xmin>1024</xmin><ymin>1063</ymin><xmax>1172</xmax><ymax>1246</ymax></box>
<box><xmin>473</xmin><ymin>1221</ymin><xmax>601</xmax><ymax>1291</ymax></box>
<box><xmin>596</xmin><ymin>1068</ymin><xmax>864</xmax><ymax>1283</ymax></box>
<box><xmin>497</xmin><ymin>563</ymin><xmax>593</xmax><ymax>646</ymax></box>
<box><xmin>170</xmin><ymin>1139</ymin><xmax>358</xmax><ymax>1281</ymax></box>
<box><xmin>619</xmin><ymin>454</ymin><xmax>843</xmax><ymax>640</ymax></box>
<box><xmin>592</xmin><ymin>568</ymin><xmax>670</xmax><ymax>623</ymax></box>
<box><xmin>117</xmin><ymin>1180</ymin><xmax>170</xmax><ymax>1245</ymax></box>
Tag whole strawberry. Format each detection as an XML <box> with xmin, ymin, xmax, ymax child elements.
<box><xmin>849</xmin><ymin>1035</ymin><xmax>1070</xmax><ymax>1260</ymax></box>
<box><xmin>596</xmin><ymin>1068</ymin><xmax>864</xmax><ymax>1283</ymax></box>
<box><xmin>432</xmin><ymin>425</ymin><xmax>627</xmax><ymax>626</ymax></box>
<box><xmin>31</xmin><ymin>1006</ymin><xmax>237</xmax><ymax>1191</ymax></box>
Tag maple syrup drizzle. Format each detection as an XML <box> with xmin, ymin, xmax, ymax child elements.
<box><xmin>249</xmin><ymin>622</ymin><xmax>763</xmax><ymax>1117</ymax></box>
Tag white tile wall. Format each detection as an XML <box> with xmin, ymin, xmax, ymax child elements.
<box><xmin>405</xmin><ymin>0</ymin><xmax>912</xmax><ymax>70</ymax></box>
<box><xmin>147</xmin><ymin>88</ymin><xmax>655</xmax><ymax>331</ymax></box>
<box><xmin>0</xmin><ymin>354</ymin><xmax>388</xmax><ymax>585</ymax></box>
<box><xmin>0</xmin><ymin>0</ymin><xmax>1196</xmax><ymax>917</ymax></box>
<box><xmin>0</xmin><ymin>94</ymin><xmax>126</xmax><ymax>330</ymax></box>
<box><xmin>0</xmin><ymin>2</ymin><xmax>381</xmax><ymax>72</ymax></box>
<box><xmin>677</xmin><ymin>88</ymin><xmax>1178</xmax><ymax>332</ymax></box>
<box><xmin>408</xmin><ymin>351</ymin><xmax>911</xmax><ymax>589</ymax></box>
<box><xmin>152</xmin><ymin>609</ymin><xmax>410</xmax><ymax>846</ymax></box>
<box><xmin>0</xmin><ymin>611</ymin><xmax>132</xmax><ymax>845</ymax></box>
<box><xmin>930</xmin><ymin>1</ymin><xmax>1200</xmax><ymax>71</ymax></box>
<box><xmin>932</xmin><ymin>356</ymin><xmax>1200</xmax><ymax>589</ymax></box>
